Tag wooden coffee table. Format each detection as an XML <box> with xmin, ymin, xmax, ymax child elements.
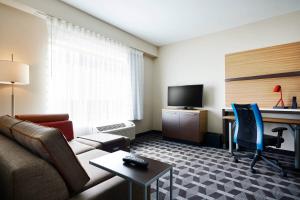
<box><xmin>89</xmin><ymin>150</ymin><xmax>173</xmax><ymax>200</ymax></box>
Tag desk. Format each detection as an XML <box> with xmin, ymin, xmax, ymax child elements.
<box><xmin>222</xmin><ymin>108</ymin><xmax>300</xmax><ymax>169</ymax></box>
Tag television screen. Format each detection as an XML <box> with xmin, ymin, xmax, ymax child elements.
<box><xmin>168</xmin><ymin>85</ymin><xmax>203</xmax><ymax>107</ymax></box>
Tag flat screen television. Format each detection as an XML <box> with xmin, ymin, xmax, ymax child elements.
<box><xmin>168</xmin><ymin>85</ymin><xmax>203</xmax><ymax>108</ymax></box>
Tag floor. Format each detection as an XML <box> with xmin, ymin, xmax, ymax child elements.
<box><xmin>131</xmin><ymin>133</ymin><xmax>300</xmax><ymax>200</ymax></box>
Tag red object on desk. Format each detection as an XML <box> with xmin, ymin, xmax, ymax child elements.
<box><xmin>273</xmin><ymin>85</ymin><xmax>285</xmax><ymax>108</ymax></box>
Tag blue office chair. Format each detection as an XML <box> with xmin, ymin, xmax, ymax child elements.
<box><xmin>231</xmin><ymin>103</ymin><xmax>287</xmax><ymax>177</ymax></box>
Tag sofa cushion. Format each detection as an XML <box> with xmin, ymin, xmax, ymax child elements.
<box><xmin>76</xmin><ymin>149</ymin><xmax>114</xmax><ymax>190</ymax></box>
<box><xmin>11</xmin><ymin>121</ymin><xmax>90</xmax><ymax>193</ymax></box>
<box><xmin>0</xmin><ymin>134</ymin><xmax>69</xmax><ymax>200</ymax></box>
<box><xmin>70</xmin><ymin>176</ymin><xmax>150</xmax><ymax>200</ymax></box>
<box><xmin>0</xmin><ymin>115</ymin><xmax>22</xmax><ymax>138</ymax></box>
<box><xmin>69</xmin><ymin>140</ymin><xmax>95</xmax><ymax>155</ymax></box>
<box><xmin>70</xmin><ymin>176</ymin><xmax>126</xmax><ymax>200</ymax></box>
<box><xmin>75</xmin><ymin>137</ymin><xmax>103</xmax><ymax>149</ymax></box>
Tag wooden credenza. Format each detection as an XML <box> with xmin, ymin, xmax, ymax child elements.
<box><xmin>162</xmin><ymin>109</ymin><xmax>207</xmax><ymax>143</ymax></box>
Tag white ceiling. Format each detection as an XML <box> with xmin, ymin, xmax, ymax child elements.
<box><xmin>61</xmin><ymin>0</ymin><xmax>300</xmax><ymax>46</ymax></box>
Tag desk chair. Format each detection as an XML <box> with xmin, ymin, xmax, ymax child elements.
<box><xmin>231</xmin><ymin>103</ymin><xmax>287</xmax><ymax>177</ymax></box>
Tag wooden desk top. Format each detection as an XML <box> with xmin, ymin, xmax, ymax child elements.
<box><xmin>223</xmin><ymin>115</ymin><xmax>300</xmax><ymax>125</ymax></box>
<box><xmin>223</xmin><ymin>107</ymin><xmax>300</xmax><ymax>114</ymax></box>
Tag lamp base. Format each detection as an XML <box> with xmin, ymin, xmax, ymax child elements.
<box><xmin>273</xmin><ymin>106</ymin><xmax>289</xmax><ymax>109</ymax></box>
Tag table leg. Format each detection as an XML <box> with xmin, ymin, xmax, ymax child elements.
<box><xmin>170</xmin><ymin>168</ymin><xmax>173</xmax><ymax>200</ymax></box>
<box><xmin>295</xmin><ymin>126</ymin><xmax>300</xmax><ymax>169</ymax></box>
<box><xmin>128</xmin><ymin>181</ymin><xmax>132</xmax><ymax>200</ymax></box>
<box><xmin>144</xmin><ymin>185</ymin><xmax>147</xmax><ymax>200</ymax></box>
<box><xmin>228</xmin><ymin>121</ymin><xmax>232</xmax><ymax>155</ymax></box>
<box><xmin>156</xmin><ymin>179</ymin><xmax>159</xmax><ymax>200</ymax></box>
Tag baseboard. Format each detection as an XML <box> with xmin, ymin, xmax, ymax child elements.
<box><xmin>266</xmin><ymin>147</ymin><xmax>295</xmax><ymax>156</ymax></box>
<box><xmin>203</xmin><ymin>132</ymin><xmax>223</xmax><ymax>148</ymax></box>
<box><xmin>135</xmin><ymin>130</ymin><xmax>162</xmax><ymax>138</ymax></box>
<box><xmin>136</xmin><ymin>130</ymin><xmax>223</xmax><ymax>148</ymax></box>
<box><xmin>134</xmin><ymin>131</ymin><xmax>294</xmax><ymax>156</ymax></box>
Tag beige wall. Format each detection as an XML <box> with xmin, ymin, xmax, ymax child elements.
<box><xmin>0</xmin><ymin>3</ymin><xmax>48</xmax><ymax>115</ymax></box>
<box><xmin>153</xmin><ymin>11</ymin><xmax>300</xmax><ymax>150</ymax></box>
<box><xmin>0</xmin><ymin>3</ymin><xmax>154</xmax><ymax>134</ymax></box>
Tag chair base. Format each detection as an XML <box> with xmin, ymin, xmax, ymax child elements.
<box><xmin>232</xmin><ymin>150</ymin><xmax>287</xmax><ymax>177</ymax></box>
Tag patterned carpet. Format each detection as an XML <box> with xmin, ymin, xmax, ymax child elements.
<box><xmin>130</xmin><ymin>133</ymin><xmax>300</xmax><ymax>200</ymax></box>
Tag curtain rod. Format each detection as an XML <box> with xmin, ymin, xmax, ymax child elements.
<box><xmin>36</xmin><ymin>11</ymin><xmax>146</xmax><ymax>55</ymax></box>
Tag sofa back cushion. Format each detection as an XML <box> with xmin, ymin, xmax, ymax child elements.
<box><xmin>15</xmin><ymin>114</ymin><xmax>74</xmax><ymax>141</ymax></box>
<box><xmin>11</xmin><ymin>121</ymin><xmax>90</xmax><ymax>193</ymax></box>
<box><xmin>0</xmin><ymin>134</ymin><xmax>69</xmax><ymax>200</ymax></box>
<box><xmin>0</xmin><ymin>115</ymin><xmax>22</xmax><ymax>138</ymax></box>
<box><xmin>39</xmin><ymin>120</ymin><xmax>74</xmax><ymax>141</ymax></box>
<box><xmin>15</xmin><ymin>114</ymin><xmax>69</xmax><ymax>123</ymax></box>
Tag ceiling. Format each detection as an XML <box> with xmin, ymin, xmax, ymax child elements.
<box><xmin>61</xmin><ymin>0</ymin><xmax>300</xmax><ymax>46</ymax></box>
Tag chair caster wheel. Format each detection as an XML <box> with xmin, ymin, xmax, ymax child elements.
<box><xmin>251</xmin><ymin>168</ymin><xmax>256</xmax><ymax>173</ymax></box>
<box><xmin>233</xmin><ymin>158</ymin><xmax>238</xmax><ymax>163</ymax></box>
<box><xmin>281</xmin><ymin>171</ymin><xmax>287</xmax><ymax>177</ymax></box>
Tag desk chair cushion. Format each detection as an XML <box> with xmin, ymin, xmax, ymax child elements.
<box><xmin>232</xmin><ymin>103</ymin><xmax>264</xmax><ymax>150</ymax></box>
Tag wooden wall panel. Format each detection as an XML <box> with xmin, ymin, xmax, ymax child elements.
<box><xmin>225</xmin><ymin>76</ymin><xmax>300</xmax><ymax>107</ymax></box>
<box><xmin>225</xmin><ymin>42</ymin><xmax>300</xmax><ymax>79</ymax></box>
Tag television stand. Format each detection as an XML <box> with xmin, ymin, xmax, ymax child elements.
<box><xmin>162</xmin><ymin>108</ymin><xmax>207</xmax><ymax>143</ymax></box>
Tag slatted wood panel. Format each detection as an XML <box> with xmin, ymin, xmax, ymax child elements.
<box><xmin>225</xmin><ymin>76</ymin><xmax>300</xmax><ymax>107</ymax></box>
<box><xmin>225</xmin><ymin>42</ymin><xmax>300</xmax><ymax>79</ymax></box>
<box><xmin>225</xmin><ymin>41</ymin><xmax>300</xmax><ymax>108</ymax></box>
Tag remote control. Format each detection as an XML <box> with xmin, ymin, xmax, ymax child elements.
<box><xmin>123</xmin><ymin>155</ymin><xmax>149</xmax><ymax>168</ymax></box>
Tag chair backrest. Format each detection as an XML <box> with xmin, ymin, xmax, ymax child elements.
<box><xmin>231</xmin><ymin>103</ymin><xmax>264</xmax><ymax>150</ymax></box>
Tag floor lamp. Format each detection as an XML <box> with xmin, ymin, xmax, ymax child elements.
<box><xmin>0</xmin><ymin>55</ymin><xmax>29</xmax><ymax>116</ymax></box>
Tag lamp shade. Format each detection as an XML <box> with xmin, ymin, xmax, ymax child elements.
<box><xmin>0</xmin><ymin>60</ymin><xmax>29</xmax><ymax>85</ymax></box>
<box><xmin>273</xmin><ymin>85</ymin><xmax>281</xmax><ymax>92</ymax></box>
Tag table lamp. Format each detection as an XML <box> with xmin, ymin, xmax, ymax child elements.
<box><xmin>0</xmin><ymin>55</ymin><xmax>29</xmax><ymax>116</ymax></box>
<box><xmin>273</xmin><ymin>85</ymin><xmax>287</xmax><ymax>109</ymax></box>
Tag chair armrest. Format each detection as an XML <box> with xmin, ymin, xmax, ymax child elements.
<box><xmin>271</xmin><ymin>127</ymin><xmax>288</xmax><ymax>132</ymax></box>
<box><xmin>271</xmin><ymin>127</ymin><xmax>287</xmax><ymax>148</ymax></box>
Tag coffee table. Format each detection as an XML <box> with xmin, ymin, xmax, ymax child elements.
<box><xmin>89</xmin><ymin>150</ymin><xmax>173</xmax><ymax>200</ymax></box>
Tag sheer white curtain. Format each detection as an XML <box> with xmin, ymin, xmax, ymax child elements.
<box><xmin>47</xmin><ymin>17</ymin><xmax>143</xmax><ymax>135</ymax></box>
<box><xmin>130</xmin><ymin>49</ymin><xmax>144</xmax><ymax>120</ymax></box>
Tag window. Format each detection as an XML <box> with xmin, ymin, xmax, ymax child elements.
<box><xmin>47</xmin><ymin>17</ymin><xmax>143</xmax><ymax>135</ymax></box>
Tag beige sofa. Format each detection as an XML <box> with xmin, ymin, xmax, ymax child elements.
<box><xmin>0</xmin><ymin>115</ymin><xmax>146</xmax><ymax>200</ymax></box>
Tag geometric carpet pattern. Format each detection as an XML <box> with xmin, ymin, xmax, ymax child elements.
<box><xmin>131</xmin><ymin>133</ymin><xmax>300</xmax><ymax>200</ymax></box>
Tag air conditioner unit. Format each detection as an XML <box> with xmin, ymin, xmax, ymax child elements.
<box><xmin>96</xmin><ymin>121</ymin><xmax>135</xmax><ymax>140</ymax></box>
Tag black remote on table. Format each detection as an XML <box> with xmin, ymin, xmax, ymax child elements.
<box><xmin>123</xmin><ymin>155</ymin><xmax>149</xmax><ymax>168</ymax></box>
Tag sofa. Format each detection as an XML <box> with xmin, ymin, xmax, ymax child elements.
<box><xmin>15</xmin><ymin>114</ymin><xmax>131</xmax><ymax>152</ymax></box>
<box><xmin>0</xmin><ymin>115</ymin><xmax>147</xmax><ymax>200</ymax></box>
